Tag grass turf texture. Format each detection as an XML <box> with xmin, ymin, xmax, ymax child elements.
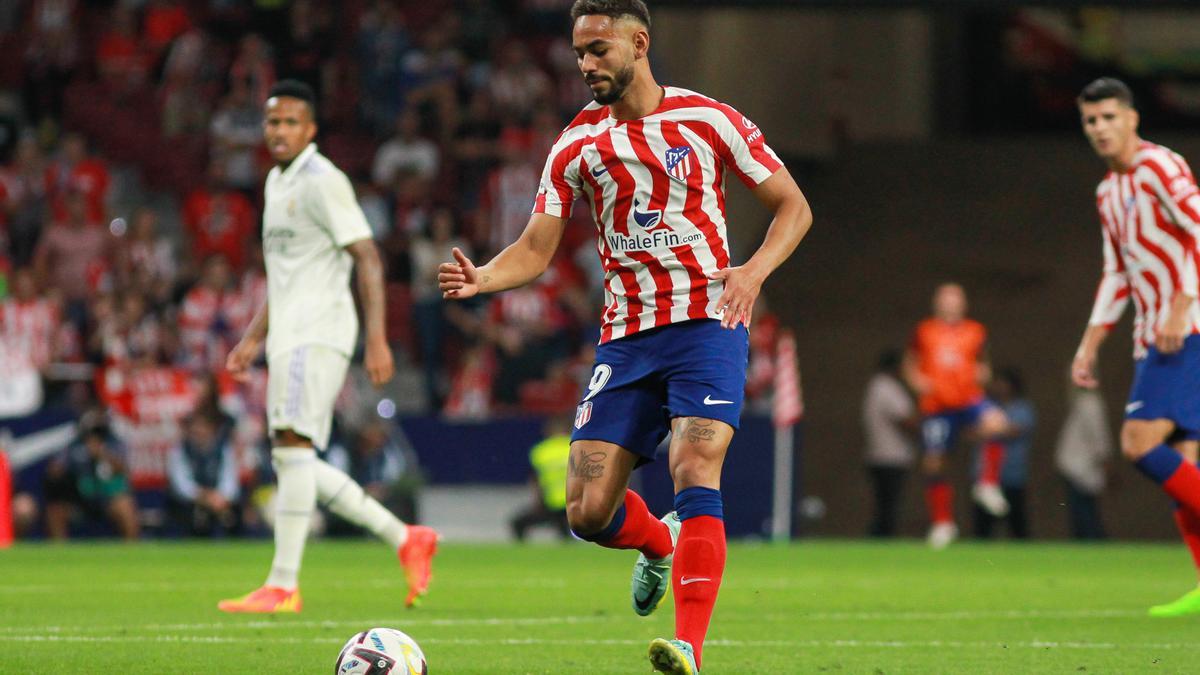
<box><xmin>2</xmin><ymin>541</ymin><xmax>1199</xmax><ymax>673</ymax></box>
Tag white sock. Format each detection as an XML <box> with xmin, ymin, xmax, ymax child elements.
<box><xmin>265</xmin><ymin>446</ymin><xmax>317</xmax><ymax>590</ymax></box>
<box><xmin>314</xmin><ymin>458</ymin><xmax>409</xmax><ymax>550</ymax></box>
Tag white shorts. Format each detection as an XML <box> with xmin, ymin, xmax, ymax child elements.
<box><xmin>266</xmin><ymin>345</ymin><xmax>349</xmax><ymax>449</ymax></box>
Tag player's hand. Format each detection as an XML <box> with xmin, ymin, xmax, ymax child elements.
<box><xmin>1156</xmin><ymin>310</ymin><xmax>1189</xmax><ymax>354</ymax></box>
<box><xmin>1071</xmin><ymin>351</ymin><xmax>1099</xmax><ymax>389</ymax></box>
<box><xmin>709</xmin><ymin>265</ymin><xmax>764</xmax><ymax>329</ymax></box>
<box><xmin>364</xmin><ymin>337</ymin><xmax>395</xmax><ymax>387</ymax></box>
<box><xmin>439</xmin><ymin>247</ymin><xmax>480</xmax><ymax>300</ymax></box>
<box><xmin>225</xmin><ymin>337</ymin><xmax>261</xmax><ymax>382</ymax></box>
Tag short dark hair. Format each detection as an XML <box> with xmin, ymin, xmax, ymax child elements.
<box><xmin>570</xmin><ymin>0</ymin><xmax>651</xmax><ymax>29</ymax></box>
<box><xmin>267</xmin><ymin>79</ymin><xmax>317</xmax><ymax>109</ymax></box>
<box><xmin>1078</xmin><ymin>77</ymin><xmax>1134</xmax><ymax>108</ymax></box>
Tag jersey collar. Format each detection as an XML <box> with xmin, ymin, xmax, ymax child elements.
<box><xmin>280</xmin><ymin>143</ymin><xmax>318</xmax><ymax>184</ymax></box>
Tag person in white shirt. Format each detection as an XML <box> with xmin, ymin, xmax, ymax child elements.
<box><xmin>1055</xmin><ymin>383</ymin><xmax>1115</xmax><ymax>540</ymax></box>
<box><xmin>218</xmin><ymin>80</ymin><xmax>438</xmax><ymax>614</ymax></box>
<box><xmin>863</xmin><ymin>348</ymin><xmax>918</xmax><ymax>537</ymax></box>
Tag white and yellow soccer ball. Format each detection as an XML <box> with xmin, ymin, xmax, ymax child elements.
<box><xmin>335</xmin><ymin>628</ymin><xmax>428</xmax><ymax>675</ymax></box>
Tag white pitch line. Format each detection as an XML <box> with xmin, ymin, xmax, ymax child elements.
<box><xmin>0</xmin><ymin>578</ymin><xmax>565</xmax><ymax>594</ymax></box>
<box><xmin>0</xmin><ymin>634</ymin><xmax>1198</xmax><ymax>651</ymax></box>
<box><xmin>0</xmin><ymin>607</ymin><xmax>1145</xmax><ymax>636</ymax></box>
<box><xmin>0</xmin><ymin>615</ymin><xmax>612</xmax><ymax>635</ymax></box>
<box><xmin>786</xmin><ymin>608</ymin><xmax>1144</xmax><ymax>621</ymax></box>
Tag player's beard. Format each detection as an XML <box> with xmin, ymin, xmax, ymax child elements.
<box><xmin>590</xmin><ymin>63</ymin><xmax>635</xmax><ymax>105</ymax></box>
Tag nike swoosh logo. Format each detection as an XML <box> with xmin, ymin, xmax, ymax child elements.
<box><xmin>591</xmin><ymin>165</ymin><xmax>609</xmax><ymax>177</ymax></box>
<box><xmin>703</xmin><ymin>395</ymin><xmax>733</xmax><ymax>405</ymax></box>
<box><xmin>1125</xmin><ymin>401</ymin><xmax>1145</xmax><ymax>413</ymax></box>
<box><xmin>680</xmin><ymin>577</ymin><xmax>711</xmax><ymax>586</ymax></box>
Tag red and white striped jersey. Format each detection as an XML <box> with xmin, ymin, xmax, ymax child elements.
<box><xmin>533</xmin><ymin>86</ymin><xmax>783</xmax><ymax>343</ymax></box>
<box><xmin>1089</xmin><ymin>141</ymin><xmax>1200</xmax><ymax>358</ymax></box>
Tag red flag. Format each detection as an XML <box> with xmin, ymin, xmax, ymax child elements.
<box><xmin>0</xmin><ymin>448</ymin><xmax>12</xmax><ymax>547</ymax></box>
<box><xmin>772</xmin><ymin>329</ymin><xmax>803</xmax><ymax>428</ymax></box>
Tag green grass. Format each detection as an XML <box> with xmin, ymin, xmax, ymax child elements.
<box><xmin>1</xmin><ymin>540</ymin><xmax>1199</xmax><ymax>673</ymax></box>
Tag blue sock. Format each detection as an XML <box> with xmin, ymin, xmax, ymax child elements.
<box><xmin>674</xmin><ymin>487</ymin><xmax>724</xmax><ymax>521</ymax></box>
<box><xmin>573</xmin><ymin>504</ymin><xmax>626</xmax><ymax>542</ymax></box>
<box><xmin>1136</xmin><ymin>445</ymin><xmax>1183</xmax><ymax>484</ymax></box>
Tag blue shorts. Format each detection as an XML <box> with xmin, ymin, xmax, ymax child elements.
<box><xmin>1127</xmin><ymin>334</ymin><xmax>1200</xmax><ymax>438</ymax></box>
<box><xmin>571</xmin><ymin>319</ymin><xmax>749</xmax><ymax>463</ymax></box>
<box><xmin>921</xmin><ymin>401</ymin><xmax>989</xmax><ymax>455</ymax></box>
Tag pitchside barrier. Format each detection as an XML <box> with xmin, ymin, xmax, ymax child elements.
<box><xmin>1</xmin><ymin>410</ymin><xmax>802</xmax><ymax>540</ymax></box>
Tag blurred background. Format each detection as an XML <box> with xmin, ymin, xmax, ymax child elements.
<box><xmin>0</xmin><ymin>0</ymin><xmax>1196</xmax><ymax>544</ymax></box>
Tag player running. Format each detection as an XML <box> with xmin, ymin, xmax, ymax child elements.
<box><xmin>1071</xmin><ymin>77</ymin><xmax>1200</xmax><ymax>617</ymax></box>
<box><xmin>904</xmin><ymin>283</ymin><xmax>1009</xmax><ymax>549</ymax></box>
<box><xmin>439</xmin><ymin>2</ymin><xmax>810</xmax><ymax>671</ymax></box>
<box><xmin>218</xmin><ymin>80</ymin><xmax>438</xmax><ymax>614</ymax></box>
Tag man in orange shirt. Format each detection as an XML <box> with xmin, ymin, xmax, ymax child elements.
<box><xmin>904</xmin><ymin>283</ymin><xmax>1008</xmax><ymax>548</ymax></box>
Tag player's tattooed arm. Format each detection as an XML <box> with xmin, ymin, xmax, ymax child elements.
<box><xmin>569</xmin><ymin>450</ymin><xmax>607</xmax><ymax>482</ymax></box>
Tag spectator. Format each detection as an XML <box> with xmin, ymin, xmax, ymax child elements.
<box><xmin>1</xmin><ymin>266</ymin><xmax>61</xmax><ymax>371</ymax></box>
<box><xmin>409</xmin><ymin>208</ymin><xmax>467</xmax><ymax>408</ymax></box>
<box><xmin>209</xmin><ymin>80</ymin><xmax>264</xmax><ymax>193</ymax></box>
<box><xmin>1055</xmin><ymin>383</ymin><xmax>1114</xmax><ymax>540</ymax></box>
<box><xmin>178</xmin><ymin>255</ymin><xmax>240</xmax><ymax>373</ymax></box>
<box><xmin>167</xmin><ymin>408</ymin><xmax>241</xmax><ymax>536</ymax></box>
<box><xmin>451</xmin><ymin>89</ymin><xmax>501</xmax><ymax>212</ymax></box>
<box><xmin>182</xmin><ymin>163</ymin><xmax>257</xmax><ymax>272</ymax></box>
<box><xmin>23</xmin><ymin>0</ymin><xmax>80</xmax><ymax>123</ymax></box>
<box><xmin>511</xmin><ymin>416</ymin><xmax>572</xmax><ymax>541</ymax></box>
<box><xmin>46</xmin><ymin>133</ymin><xmax>110</xmax><ymax>225</ymax></box>
<box><xmin>33</xmin><ymin>188</ymin><xmax>113</xmax><ymax>316</ymax></box>
<box><xmin>43</xmin><ymin>412</ymin><xmax>140</xmax><ymax>540</ymax></box>
<box><xmin>356</xmin><ymin>1</ymin><xmax>411</xmax><ymax>133</ymax></box>
<box><xmin>0</xmin><ymin>267</ymin><xmax>60</xmax><ymax>417</ymax></box>
<box><xmin>0</xmin><ymin>135</ymin><xmax>51</xmax><ymax>265</ymax></box>
<box><xmin>326</xmin><ymin>421</ymin><xmax>422</xmax><ymax>526</ymax></box>
<box><xmin>117</xmin><ymin>207</ymin><xmax>176</xmax><ymax>309</ymax></box>
<box><xmin>485</xmin><ymin>40</ymin><xmax>551</xmax><ymax>124</ymax></box>
<box><xmin>972</xmin><ymin>367</ymin><xmax>1035</xmax><ymax>539</ymax></box>
<box><xmin>862</xmin><ymin>348</ymin><xmax>918</xmax><ymax>538</ymax></box>
<box><xmin>96</xmin><ymin>6</ymin><xmax>148</xmax><ymax>93</ymax></box>
<box><xmin>477</xmin><ymin>131</ymin><xmax>540</xmax><ymax>256</ymax></box>
<box><xmin>483</xmin><ymin>274</ymin><xmax>571</xmax><ymax>408</ymax></box>
<box><xmin>142</xmin><ymin>0</ymin><xmax>193</xmax><ymax>58</ymax></box>
<box><xmin>372</xmin><ymin>107</ymin><xmax>441</xmax><ymax>190</ymax></box>
<box><xmin>277</xmin><ymin>0</ymin><xmax>334</xmax><ymax>102</ymax></box>
<box><xmin>228</xmin><ymin>34</ymin><xmax>276</xmax><ymax>109</ymax></box>
<box><xmin>93</xmin><ymin>291</ymin><xmax>164</xmax><ymax>367</ymax></box>
<box><xmin>397</xmin><ymin>16</ymin><xmax>462</xmax><ymax>138</ymax></box>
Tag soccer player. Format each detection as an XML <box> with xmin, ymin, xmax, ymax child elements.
<box><xmin>1071</xmin><ymin>77</ymin><xmax>1200</xmax><ymax>616</ymax></box>
<box><xmin>903</xmin><ymin>283</ymin><xmax>1009</xmax><ymax>548</ymax></box>
<box><xmin>439</xmin><ymin>2</ymin><xmax>811</xmax><ymax>672</ymax></box>
<box><xmin>218</xmin><ymin>80</ymin><xmax>438</xmax><ymax>614</ymax></box>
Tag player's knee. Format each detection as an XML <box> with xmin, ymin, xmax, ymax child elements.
<box><xmin>1120</xmin><ymin>422</ymin><xmax>1163</xmax><ymax>461</ymax></box>
<box><xmin>670</xmin><ymin>456</ymin><xmax>721</xmax><ymax>491</ymax></box>
<box><xmin>565</xmin><ymin>496</ymin><xmax>611</xmax><ymax>536</ymax></box>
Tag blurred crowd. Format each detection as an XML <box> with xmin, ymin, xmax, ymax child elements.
<box><xmin>0</xmin><ymin>1</ymin><xmax>788</xmax><ymax>539</ymax></box>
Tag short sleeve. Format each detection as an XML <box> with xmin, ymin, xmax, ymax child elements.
<box><xmin>712</xmin><ymin>103</ymin><xmax>783</xmax><ymax>188</ymax></box>
<box><xmin>310</xmin><ymin>169</ymin><xmax>374</xmax><ymax>247</ymax></box>
<box><xmin>533</xmin><ymin>137</ymin><xmax>584</xmax><ymax>219</ymax></box>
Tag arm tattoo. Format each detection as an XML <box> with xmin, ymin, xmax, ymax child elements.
<box><xmin>480</xmin><ymin>274</ymin><xmax>492</xmax><ymax>290</ymax></box>
<box><xmin>679</xmin><ymin>417</ymin><xmax>717</xmax><ymax>444</ymax></box>
<box><xmin>569</xmin><ymin>451</ymin><xmax>607</xmax><ymax>482</ymax></box>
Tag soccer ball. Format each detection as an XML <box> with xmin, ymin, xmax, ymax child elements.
<box><xmin>335</xmin><ymin>628</ymin><xmax>428</xmax><ymax>675</ymax></box>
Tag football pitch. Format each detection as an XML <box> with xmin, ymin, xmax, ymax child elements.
<box><xmin>2</xmin><ymin>540</ymin><xmax>1199</xmax><ymax>673</ymax></box>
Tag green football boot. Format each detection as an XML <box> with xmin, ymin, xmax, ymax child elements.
<box><xmin>1149</xmin><ymin>586</ymin><xmax>1200</xmax><ymax>617</ymax></box>
<box><xmin>631</xmin><ymin>511</ymin><xmax>682</xmax><ymax>616</ymax></box>
<box><xmin>648</xmin><ymin>638</ymin><xmax>699</xmax><ymax>674</ymax></box>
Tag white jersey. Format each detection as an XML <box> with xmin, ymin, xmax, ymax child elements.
<box><xmin>263</xmin><ymin>143</ymin><xmax>373</xmax><ymax>359</ymax></box>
